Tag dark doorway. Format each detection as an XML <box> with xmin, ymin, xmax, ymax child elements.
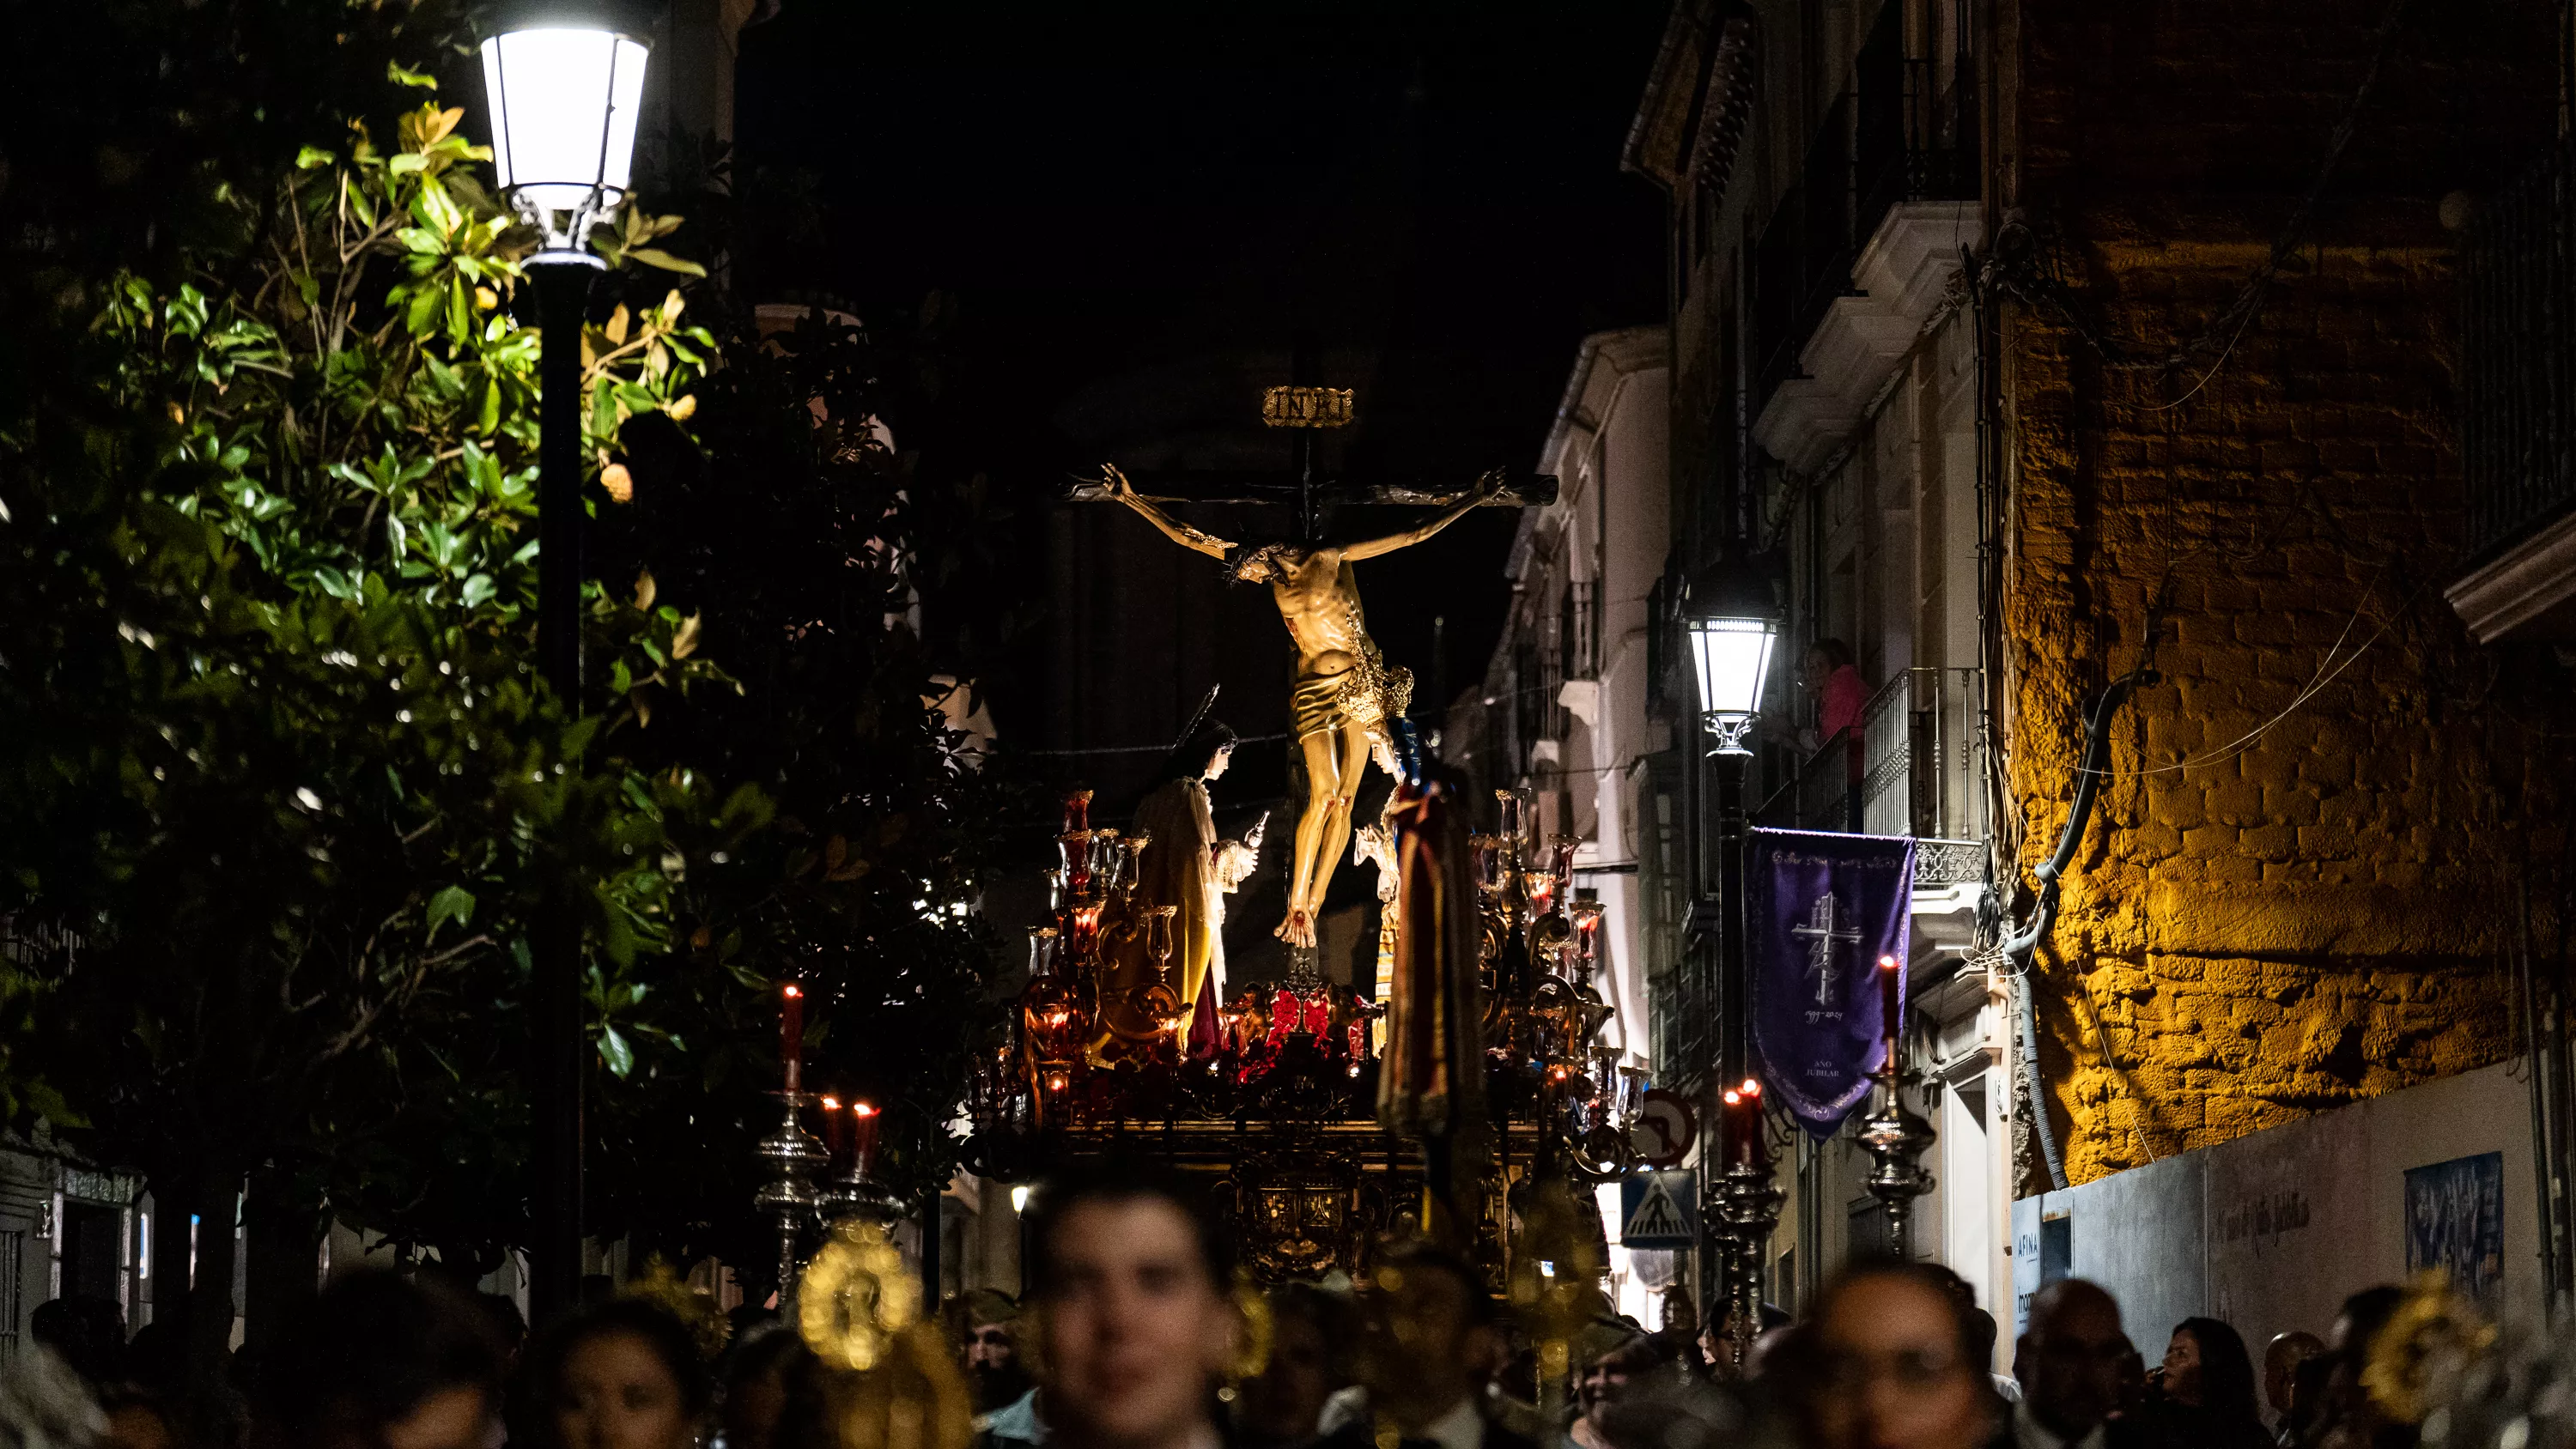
<box><xmin>59</xmin><ymin>1203</ymin><xmax>121</xmax><ymax>1307</ymax></box>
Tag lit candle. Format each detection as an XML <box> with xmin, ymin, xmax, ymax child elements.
<box><xmin>781</xmin><ymin>983</ymin><xmax>805</xmax><ymax>1094</ymax></box>
<box><xmin>1738</xmin><ymin>1077</ymin><xmax>1769</xmax><ymax>1169</ymax></box>
<box><xmin>852</xmin><ymin>1100</ymin><xmax>881</xmax><ymax>1179</ymax></box>
<box><xmin>818</xmin><ymin>1096</ymin><xmax>846</xmax><ymax>1160</ymax></box>
<box><xmin>1877</xmin><ymin>955</ymin><xmax>1902</xmax><ymax>1051</ymax></box>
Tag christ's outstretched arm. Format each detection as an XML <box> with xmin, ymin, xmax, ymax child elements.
<box><xmin>1338</xmin><ymin>470</ymin><xmax>1506</xmax><ymax>561</ymax></box>
<box><xmin>1101</xmin><ymin>465</ymin><xmax>1234</xmax><ymax>560</ymax></box>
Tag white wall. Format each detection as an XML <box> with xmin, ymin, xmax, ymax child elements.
<box><xmin>2008</xmin><ymin>1060</ymin><xmax>2537</xmax><ymax>1357</ymax></box>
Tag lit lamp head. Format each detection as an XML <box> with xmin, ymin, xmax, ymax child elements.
<box><xmin>1684</xmin><ymin>560</ymin><xmax>1780</xmax><ymax>757</ymax></box>
<box><xmin>477</xmin><ymin>9</ymin><xmax>651</xmax><ymax>264</ymax></box>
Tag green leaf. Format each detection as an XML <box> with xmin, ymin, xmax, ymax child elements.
<box><xmin>388</xmin><ymin>60</ymin><xmax>440</xmax><ymax>89</ymax></box>
<box><xmin>296</xmin><ymin>145</ymin><xmax>337</xmax><ymax>170</ymax></box>
<box><xmin>623</xmin><ymin>248</ymin><xmax>708</xmax><ymax>278</ymax></box>
<box><xmin>427</xmin><ymin>886</ymin><xmax>476</xmax><ymax>937</ymax></box>
<box><xmin>404</xmin><ymin>284</ymin><xmax>441</xmax><ymax>336</ymax></box>
<box><xmin>598</xmin><ymin>1025</ymin><xmax>634</xmax><ymax>1078</ymax></box>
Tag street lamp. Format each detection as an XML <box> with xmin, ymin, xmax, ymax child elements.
<box><xmin>477</xmin><ymin>10</ymin><xmax>652</xmax><ymax>1331</ymax></box>
<box><xmin>482</xmin><ymin>27</ymin><xmax>649</xmax><ymax>258</ymax></box>
<box><xmin>1682</xmin><ymin>558</ymin><xmax>1779</xmax><ymax>1367</ymax></box>
<box><xmin>1686</xmin><ymin>585</ymin><xmax>1779</xmax><ymax>757</ymax></box>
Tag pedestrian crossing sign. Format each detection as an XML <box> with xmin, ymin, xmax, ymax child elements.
<box><xmin>1618</xmin><ymin>1169</ymin><xmax>1698</xmax><ymax>1249</ymax></box>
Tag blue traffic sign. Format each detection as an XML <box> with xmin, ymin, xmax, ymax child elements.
<box><xmin>1618</xmin><ymin>1169</ymin><xmax>1698</xmax><ymax>1250</ymax></box>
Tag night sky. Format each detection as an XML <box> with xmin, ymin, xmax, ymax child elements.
<box><xmin>732</xmin><ymin>3</ymin><xmax>1669</xmax><ymax>737</ymax></box>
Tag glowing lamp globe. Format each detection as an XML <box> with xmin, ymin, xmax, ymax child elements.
<box><xmin>478</xmin><ymin>24</ymin><xmax>650</xmax><ymax>255</ymax></box>
<box><xmin>1685</xmin><ymin>561</ymin><xmax>1779</xmax><ymax>756</ymax></box>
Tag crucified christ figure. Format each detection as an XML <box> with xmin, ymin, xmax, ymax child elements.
<box><xmin>1102</xmin><ymin>465</ymin><xmax>1504</xmax><ymax>948</ymax></box>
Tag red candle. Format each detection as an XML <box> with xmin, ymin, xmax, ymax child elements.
<box><xmin>781</xmin><ymin>984</ymin><xmax>805</xmax><ymax>1094</ymax></box>
<box><xmin>818</xmin><ymin>1096</ymin><xmax>846</xmax><ymax>1159</ymax></box>
<box><xmin>851</xmin><ymin>1100</ymin><xmax>881</xmax><ymax>1179</ymax></box>
<box><xmin>1738</xmin><ymin>1077</ymin><xmax>1769</xmax><ymax>1169</ymax></box>
<box><xmin>1877</xmin><ymin>955</ymin><xmax>1902</xmax><ymax>1051</ymax></box>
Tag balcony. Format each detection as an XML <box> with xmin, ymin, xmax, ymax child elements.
<box><xmin>2449</xmin><ymin>134</ymin><xmax>2576</xmax><ymax>642</ymax></box>
<box><xmin>1758</xmin><ymin>727</ymin><xmax>1860</xmax><ymax>833</ymax></box>
<box><xmin>1756</xmin><ymin>668</ymin><xmax>1990</xmax><ymax>953</ymax></box>
<box><xmin>1751</xmin><ymin>0</ymin><xmax>1980</xmax><ymax>474</ymax></box>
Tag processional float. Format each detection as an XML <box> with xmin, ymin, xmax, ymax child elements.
<box><xmin>954</xmin><ymin>750</ymin><xmax>1648</xmax><ymax>1290</ymax></box>
<box><xmin>747</xmin><ymin>367</ymin><xmax>1671</xmax><ymax>1429</ymax></box>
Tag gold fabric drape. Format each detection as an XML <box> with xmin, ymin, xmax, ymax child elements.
<box><xmin>1378</xmin><ymin>779</ymin><xmax>1484</xmax><ymax>1139</ymax></box>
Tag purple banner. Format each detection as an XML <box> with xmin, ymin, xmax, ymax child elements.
<box><xmin>1749</xmin><ymin>828</ymin><xmax>1915</xmax><ymax>1138</ymax></box>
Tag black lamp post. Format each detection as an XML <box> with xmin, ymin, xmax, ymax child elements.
<box><xmin>477</xmin><ymin>17</ymin><xmax>651</xmax><ymax>1329</ymax></box>
<box><xmin>1683</xmin><ymin>561</ymin><xmax>1779</xmax><ymax>1366</ymax></box>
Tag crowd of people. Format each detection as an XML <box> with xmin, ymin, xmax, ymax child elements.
<box><xmin>0</xmin><ymin>1166</ymin><xmax>2441</xmax><ymax>1449</ymax></box>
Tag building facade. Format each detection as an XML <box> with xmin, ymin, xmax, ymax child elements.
<box><xmin>1458</xmin><ymin>0</ymin><xmax>2575</xmax><ymax>1337</ymax></box>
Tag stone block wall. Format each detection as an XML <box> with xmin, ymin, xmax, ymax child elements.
<box><xmin>1999</xmin><ymin>0</ymin><xmax>2567</xmax><ymax>1187</ymax></box>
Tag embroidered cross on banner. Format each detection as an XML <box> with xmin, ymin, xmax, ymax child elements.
<box><xmin>1789</xmin><ymin>893</ymin><xmax>1862</xmax><ymax>1006</ymax></box>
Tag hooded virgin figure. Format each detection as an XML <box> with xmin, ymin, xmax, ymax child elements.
<box><xmin>1101</xmin><ymin>464</ymin><xmax>1503</xmax><ymax>948</ymax></box>
<box><xmin>1128</xmin><ymin>715</ymin><xmax>1265</xmax><ymax>1052</ymax></box>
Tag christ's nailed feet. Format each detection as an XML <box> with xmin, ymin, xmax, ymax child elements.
<box><xmin>1275</xmin><ymin>908</ymin><xmax>1316</xmax><ymax>949</ymax></box>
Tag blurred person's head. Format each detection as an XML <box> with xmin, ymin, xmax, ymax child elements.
<box><xmin>126</xmin><ymin>1323</ymin><xmax>186</xmax><ymax>1395</ymax></box>
<box><xmin>31</xmin><ymin>1298</ymin><xmax>125</xmax><ymax>1387</ymax></box>
<box><xmin>2164</xmin><ymin>1318</ymin><xmax>2258</xmax><ymax>1422</ymax></box>
<box><xmin>99</xmin><ymin>1386</ymin><xmax>176</xmax><ymax>1449</ymax></box>
<box><xmin>255</xmin><ymin>1270</ymin><xmax>507</xmax><ymax>1449</ymax></box>
<box><xmin>1354</xmin><ymin>1243</ymin><xmax>1501</xmax><ymax>1430</ymax></box>
<box><xmin>951</xmin><ymin>1289</ymin><xmax>1027</xmax><ymax>1412</ymax></box>
<box><xmin>1698</xmin><ymin>1304</ymin><xmax>1789</xmax><ymax>1379</ymax></box>
<box><xmin>1741</xmin><ymin>1325</ymin><xmax>1804</xmax><ymax>1386</ymax></box>
<box><xmin>1024</xmin><ymin>1163</ymin><xmax>1240</xmax><ymax>1449</ymax></box>
<box><xmin>1963</xmin><ymin>1310</ymin><xmax>1998</xmax><ymax>1377</ymax></box>
<box><xmin>1806</xmin><ymin>1261</ymin><xmax>1998</xmax><ymax>1449</ymax></box>
<box><xmin>2263</xmin><ymin>1332</ymin><xmax>2324</xmax><ymax>1417</ymax></box>
<box><xmin>2315</xmin><ymin>1288</ymin><xmax>2405</xmax><ymax>1449</ymax></box>
<box><xmin>477</xmin><ymin>1295</ymin><xmax>528</xmax><ymax>1372</ymax></box>
<box><xmin>537</xmin><ymin>1298</ymin><xmax>712</xmax><ymax>1449</ymax></box>
<box><xmin>2113</xmin><ymin>1342</ymin><xmax>2146</xmax><ymax>1418</ymax></box>
<box><xmin>2328</xmin><ymin>1288</ymin><xmax>2402</xmax><ymax>1359</ymax></box>
<box><xmin>719</xmin><ymin>1323</ymin><xmax>809</xmax><ymax>1449</ymax></box>
<box><xmin>1578</xmin><ymin>1332</ymin><xmax>1680</xmax><ymax>1433</ymax></box>
<box><xmin>2014</xmin><ymin>1280</ymin><xmax>2125</xmax><ymax>1440</ymax></box>
<box><xmin>1233</xmin><ymin>1284</ymin><xmax>1346</xmax><ymax>1449</ymax></box>
<box><xmin>2287</xmin><ymin>1352</ymin><xmax>2334</xmax><ymax>1440</ymax></box>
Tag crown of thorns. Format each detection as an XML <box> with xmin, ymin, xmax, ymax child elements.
<box><xmin>1224</xmin><ymin>540</ymin><xmax>1295</xmax><ymax>579</ymax></box>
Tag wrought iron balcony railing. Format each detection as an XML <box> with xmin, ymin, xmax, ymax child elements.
<box><xmin>1757</xmin><ymin>726</ymin><xmax>1860</xmax><ymax>833</ymax></box>
<box><xmin>1753</xmin><ymin>0</ymin><xmax>1978</xmax><ymax>413</ymax></box>
<box><xmin>2463</xmin><ymin>135</ymin><xmax>2576</xmax><ymax>558</ymax></box>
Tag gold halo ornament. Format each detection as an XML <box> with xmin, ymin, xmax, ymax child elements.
<box><xmin>623</xmin><ymin>1255</ymin><xmax>732</xmax><ymax>1362</ymax></box>
<box><xmin>1225</xmin><ymin>1276</ymin><xmax>1276</xmax><ymax>1385</ymax></box>
<box><xmin>800</xmin><ymin>1219</ymin><xmax>923</xmax><ymax>1372</ymax></box>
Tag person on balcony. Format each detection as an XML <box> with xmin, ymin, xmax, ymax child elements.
<box><xmin>1804</xmin><ymin>640</ymin><xmax>1869</xmax><ymax>822</ymax></box>
<box><xmin>1806</xmin><ymin>639</ymin><xmax>1868</xmax><ymax>748</ymax></box>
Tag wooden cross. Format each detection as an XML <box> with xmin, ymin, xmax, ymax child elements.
<box><xmin>1061</xmin><ymin>340</ymin><xmax>1557</xmax><ymax>543</ymax></box>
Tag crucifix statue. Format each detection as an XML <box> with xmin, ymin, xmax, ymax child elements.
<box><xmin>1076</xmin><ymin>350</ymin><xmax>1552</xmax><ymax>949</ymax></box>
<box><xmin>1791</xmin><ymin>892</ymin><xmax>1862</xmax><ymax>1007</ymax></box>
<box><xmin>1099</xmin><ymin>466</ymin><xmax>1500</xmax><ymax>947</ymax></box>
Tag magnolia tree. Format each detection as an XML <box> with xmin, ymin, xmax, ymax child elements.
<box><xmin>0</xmin><ymin>40</ymin><xmax>1014</xmax><ymax>1366</ymax></box>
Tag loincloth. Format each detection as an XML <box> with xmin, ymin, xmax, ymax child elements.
<box><xmin>1293</xmin><ymin>653</ymin><xmax>1416</xmax><ymax>743</ymax></box>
